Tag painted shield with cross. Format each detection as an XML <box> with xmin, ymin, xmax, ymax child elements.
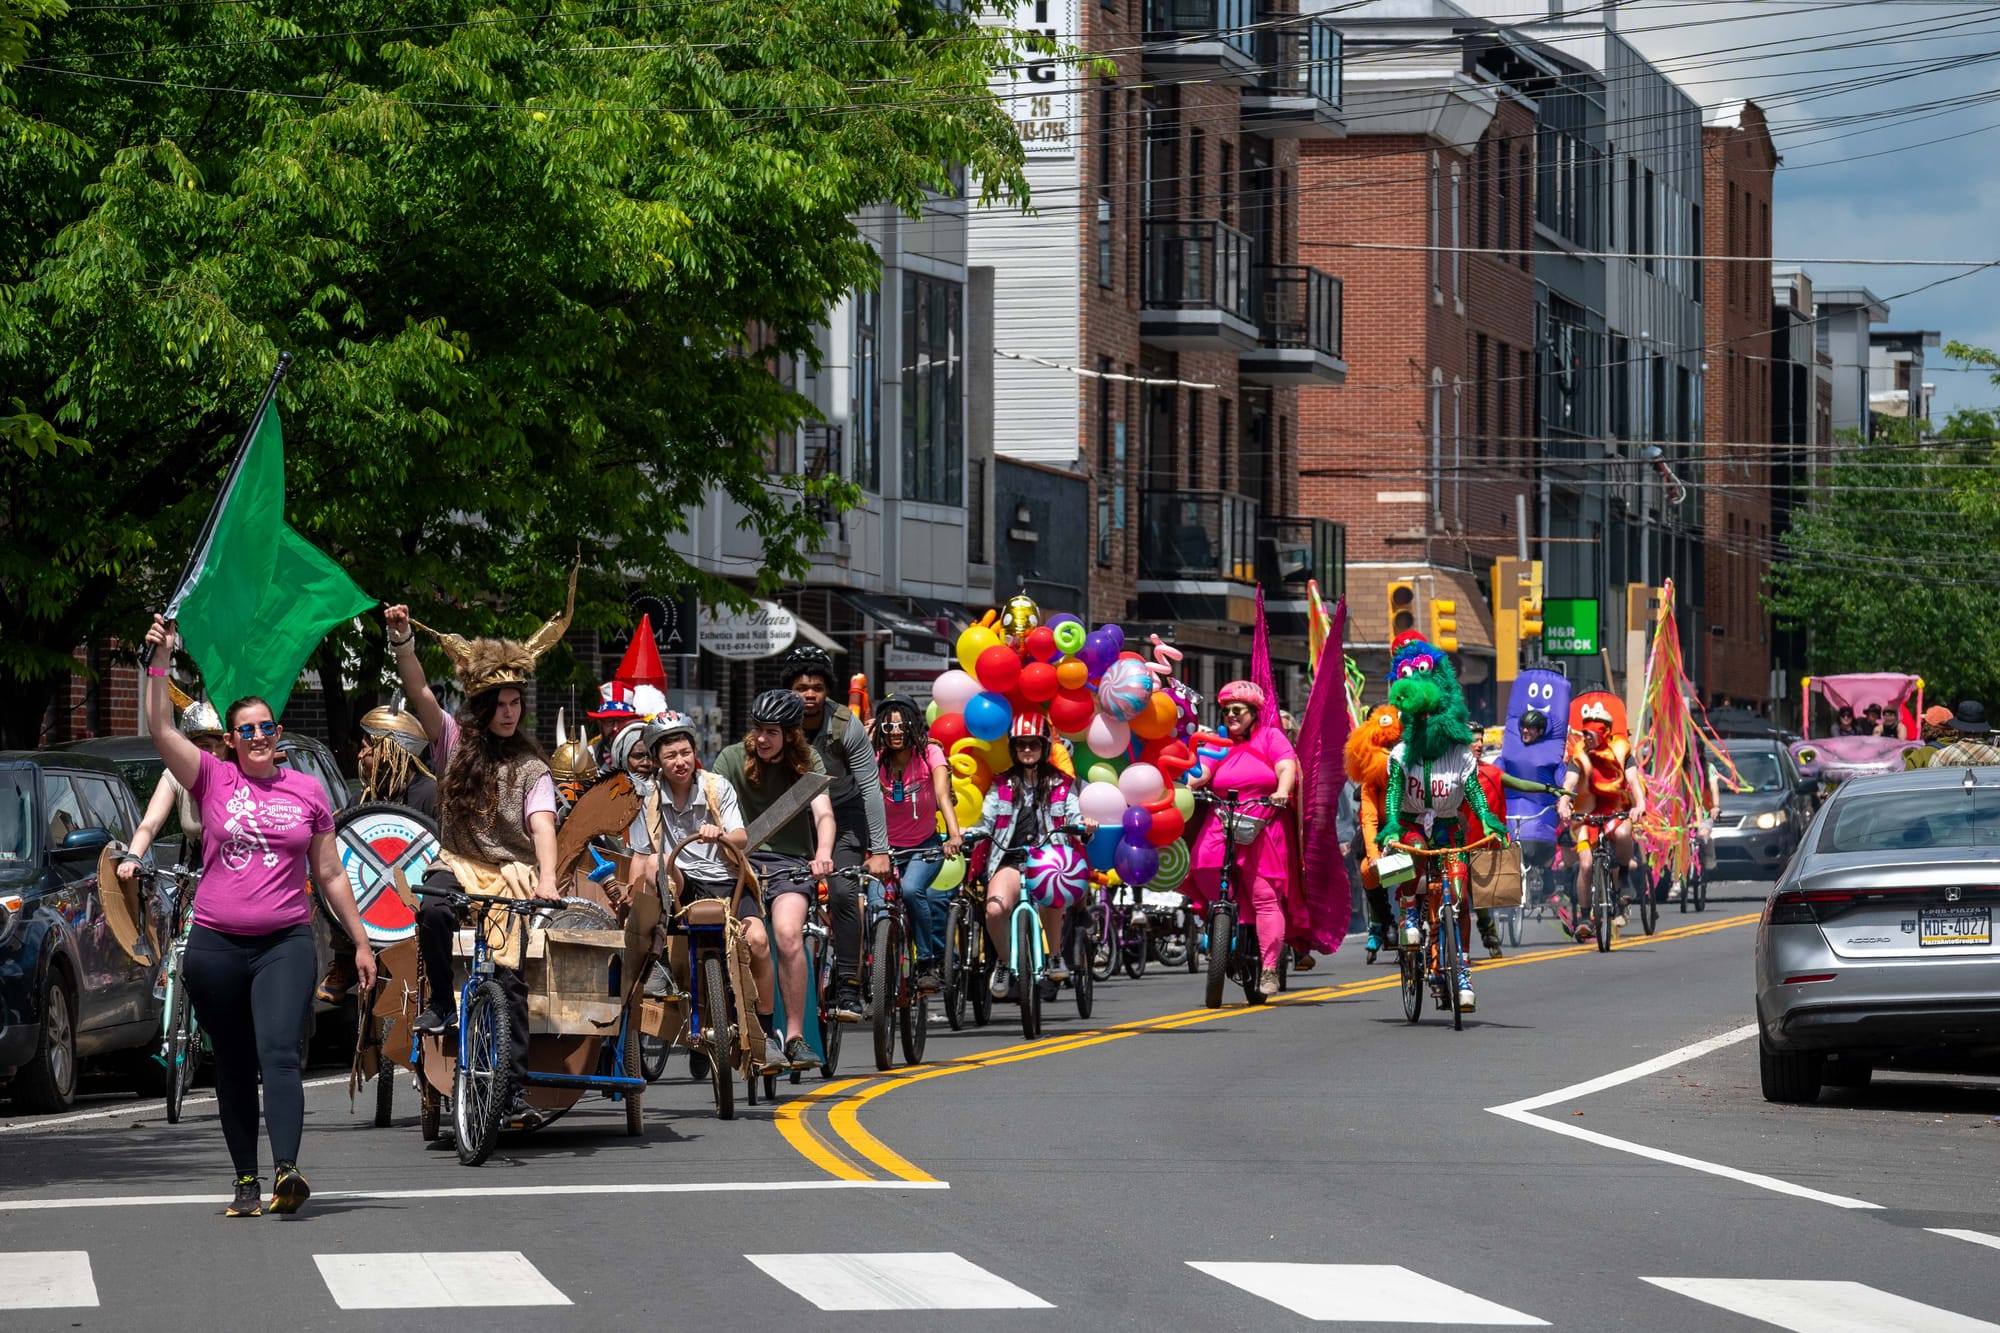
<box><xmin>334</xmin><ymin>801</ymin><xmax>441</xmax><ymax>945</ymax></box>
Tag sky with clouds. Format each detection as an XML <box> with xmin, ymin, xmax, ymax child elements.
<box><xmin>1614</xmin><ymin>0</ymin><xmax>2000</xmax><ymax>419</ymax></box>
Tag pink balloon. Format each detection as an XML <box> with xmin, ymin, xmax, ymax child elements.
<box><xmin>1078</xmin><ymin>780</ymin><xmax>1127</xmax><ymax>825</ymax></box>
<box><xmin>1086</xmin><ymin>714</ymin><xmax>1132</xmax><ymax>758</ymax></box>
<box><xmin>932</xmin><ymin>670</ymin><xmax>980</xmax><ymax>714</ymax></box>
<box><xmin>1117</xmin><ymin>762</ymin><xmax>1165</xmax><ymax>804</ymax></box>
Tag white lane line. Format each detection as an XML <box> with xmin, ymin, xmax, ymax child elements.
<box><xmin>1930</xmin><ymin>1228</ymin><xmax>2000</xmax><ymax>1251</ymax></box>
<box><xmin>1641</xmin><ymin>1277</ymin><xmax>2000</xmax><ymax>1332</ymax></box>
<box><xmin>315</xmin><ymin>1252</ymin><xmax>571</xmax><ymax>1309</ymax></box>
<box><xmin>747</xmin><ymin>1252</ymin><xmax>1054</xmax><ymax>1311</ymax></box>
<box><xmin>0</xmin><ymin>1177</ymin><xmax>948</xmax><ymax>1213</ymax></box>
<box><xmin>0</xmin><ymin>1251</ymin><xmax>99</xmax><ymax>1310</ymax></box>
<box><xmin>1190</xmin><ymin>1262</ymin><xmax>1547</xmax><ymax>1325</ymax></box>
<box><xmin>1486</xmin><ymin>1023</ymin><xmax>1883</xmax><ymax>1211</ymax></box>
<box><xmin>0</xmin><ymin>1074</ymin><xmax>350</xmax><ymax>1133</ymax></box>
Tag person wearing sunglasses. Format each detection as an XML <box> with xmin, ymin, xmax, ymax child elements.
<box><xmin>140</xmin><ymin>616</ymin><xmax>377</xmax><ymax>1219</ymax></box>
<box><xmin>873</xmin><ymin>696</ymin><xmax>964</xmax><ymax>994</ymax></box>
<box><xmin>1186</xmin><ymin>680</ymin><xmax>1302</xmax><ymax>997</ymax></box>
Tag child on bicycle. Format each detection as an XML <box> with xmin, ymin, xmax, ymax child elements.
<box><xmin>874</xmin><ymin>696</ymin><xmax>964</xmax><ymax>994</ymax></box>
<box><xmin>964</xmin><ymin>713</ymin><xmax>1089</xmax><ymax>1000</ymax></box>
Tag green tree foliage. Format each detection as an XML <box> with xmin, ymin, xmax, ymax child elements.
<box><xmin>0</xmin><ymin>0</ymin><xmax>1028</xmax><ymax>745</ymax></box>
<box><xmin>1769</xmin><ymin>407</ymin><xmax>2000</xmax><ymax>704</ymax></box>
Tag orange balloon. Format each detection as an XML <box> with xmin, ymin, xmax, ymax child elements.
<box><xmin>1129</xmin><ymin>689</ymin><xmax>1178</xmax><ymax>740</ymax></box>
<box><xmin>1055</xmin><ymin>658</ymin><xmax>1090</xmax><ymax>691</ymax></box>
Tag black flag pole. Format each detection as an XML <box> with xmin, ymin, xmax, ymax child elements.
<box><xmin>151</xmin><ymin>351</ymin><xmax>293</xmax><ymax>667</ymax></box>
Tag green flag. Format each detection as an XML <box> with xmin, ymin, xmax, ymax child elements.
<box><xmin>166</xmin><ymin>406</ymin><xmax>374</xmax><ymax>716</ymax></box>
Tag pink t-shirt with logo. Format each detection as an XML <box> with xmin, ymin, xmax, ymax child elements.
<box><xmin>191</xmin><ymin>750</ymin><xmax>335</xmax><ymax>934</ymax></box>
<box><xmin>880</xmin><ymin>743</ymin><xmax>948</xmax><ymax>849</ymax></box>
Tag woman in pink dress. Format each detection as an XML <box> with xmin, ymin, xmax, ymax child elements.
<box><xmin>1187</xmin><ymin>680</ymin><xmax>1300</xmax><ymax>996</ymax></box>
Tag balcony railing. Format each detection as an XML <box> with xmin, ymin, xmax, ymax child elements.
<box><xmin>1258</xmin><ymin>515</ymin><xmax>1345</xmax><ymax>600</ymax></box>
<box><xmin>1144</xmin><ymin>0</ymin><xmax>1255</xmax><ymax>62</ymax></box>
<box><xmin>1256</xmin><ymin>264</ymin><xmax>1342</xmax><ymax>357</ymax></box>
<box><xmin>1143</xmin><ymin>218</ymin><xmax>1255</xmax><ymax>323</ymax></box>
<box><xmin>1140</xmin><ymin>489</ymin><xmax>1260</xmax><ymax>584</ymax></box>
<box><xmin>1256</xmin><ymin>18</ymin><xmax>1342</xmax><ymax>107</ymax></box>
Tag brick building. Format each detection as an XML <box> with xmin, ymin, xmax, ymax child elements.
<box><xmin>969</xmin><ymin>0</ymin><xmax>1348</xmax><ymax>710</ymax></box>
<box><xmin>1293</xmin><ymin>11</ymin><xmax>1540</xmax><ymax>719</ymax></box>
<box><xmin>1700</xmin><ymin>101</ymin><xmax>1778</xmax><ymax>708</ymax></box>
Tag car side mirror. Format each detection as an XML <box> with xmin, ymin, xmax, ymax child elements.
<box><xmin>53</xmin><ymin>827</ymin><xmax>113</xmax><ymax>862</ymax></box>
<box><xmin>1796</xmin><ymin>779</ymin><xmax>1817</xmax><ymax>797</ymax></box>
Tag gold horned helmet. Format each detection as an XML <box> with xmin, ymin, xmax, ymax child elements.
<box><xmin>359</xmin><ymin>704</ymin><xmax>435</xmax><ymax>802</ymax></box>
<box><xmin>411</xmin><ymin>562</ymin><xmax>578</xmax><ymax>700</ymax></box>
<box><xmin>549</xmin><ymin>707</ymin><xmax>598</xmax><ymax>798</ymax></box>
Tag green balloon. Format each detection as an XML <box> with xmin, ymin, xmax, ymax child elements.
<box><xmin>926</xmin><ymin>701</ymin><xmax>940</xmax><ymax>725</ymax></box>
<box><xmin>1173</xmin><ymin>787</ymin><xmax>1196</xmax><ymax>821</ymax></box>
<box><xmin>933</xmin><ymin>854</ymin><xmax>967</xmax><ymax>892</ymax></box>
<box><xmin>1052</xmin><ymin>621</ymin><xmax>1087</xmax><ymax>656</ymax></box>
<box><xmin>1088</xmin><ymin>763</ymin><xmax>1119</xmax><ymax>785</ymax></box>
<box><xmin>1153</xmin><ymin>837</ymin><xmax>1190</xmax><ymax>892</ymax></box>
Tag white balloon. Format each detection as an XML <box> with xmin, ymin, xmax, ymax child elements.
<box><xmin>932</xmin><ymin>670</ymin><xmax>980</xmax><ymax>714</ymax></box>
<box><xmin>1078</xmin><ymin>781</ymin><xmax>1127</xmax><ymax>825</ymax></box>
<box><xmin>1085</xmin><ymin>714</ymin><xmax>1131</xmax><ymax>758</ymax></box>
<box><xmin>1117</xmin><ymin>762</ymin><xmax>1165</xmax><ymax>804</ymax></box>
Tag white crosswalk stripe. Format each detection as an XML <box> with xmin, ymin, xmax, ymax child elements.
<box><xmin>313</xmin><ymin>1251</ymin><xmax>572</xmax><ymax>1309</ymax></box>
<box><xmin>1188</xmin><ymin>1262</ymin><xmax>1548</xmax><ymax>1325</ymax></box>
<box><xmin>1641</xmin><ymin>1277</ymin><xmax>2000</xmax><ymax>1332</ymax></box>
<box><xmin>0</xmin><ymin>1251</ymin><xmax>98</xmax><ymax>1310</ymax></box>
<box><xmin>746</xmin><ymin>1252</ymin><xmax>1055</xmax><ymax>1311</ymax></box>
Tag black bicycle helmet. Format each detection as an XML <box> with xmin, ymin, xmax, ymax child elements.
<box><xmin>779</xmin><ymin>644</ymin><xmax>837</xmax><ymax>688</ymax></box>
<box><xmin>750</xmin><ymin>688</ymin><xmax>806</xmax><ymax>728</ymax></box>
<box><xmin>1521</xmin><ymin>708</ymin><xmax>1548</xmax><ymax>734</ymax></box>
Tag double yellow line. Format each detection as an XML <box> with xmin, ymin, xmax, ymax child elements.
<box><xmin>776</xmin><ymin>910</ymin><xmax>1760</xmax><ymax>1183</ymax></box>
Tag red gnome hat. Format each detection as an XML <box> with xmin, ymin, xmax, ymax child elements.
<box><xmin>610</xmin><ymin>615</ymin><xmax>666</xmax><ymax>689</ymax></box>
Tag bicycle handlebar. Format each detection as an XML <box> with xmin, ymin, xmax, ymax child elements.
<box><xmin>414</xmin><ymin>886</ymin><xmax>562</xmax><ymax>914</ymax></box>
<box><xmin>1385</xmin><ymin>832</ymin><xmax>1504</xmax><ymax>857</ymax></box>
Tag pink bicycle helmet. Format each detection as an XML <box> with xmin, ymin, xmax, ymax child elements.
<box><xmin>1216</xmin><ymin>680</ymin><xmax>1267</xmax><ymax>711</ymax></box>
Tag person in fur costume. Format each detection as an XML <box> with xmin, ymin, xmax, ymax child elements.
<box><xmin>1556</xmin><ymin>692</ymin><xmax>1646</xmax><ymax>942</ymax></box>
<box><xmin>1379</xmin><ymin>631</ymin><xmax>1507</xmax><ymax>1011</ymax></box>
<box><xmin>1344</xmin><ymin>701</ymin><xmax>1401</xmax><ymax>959</ymax></box>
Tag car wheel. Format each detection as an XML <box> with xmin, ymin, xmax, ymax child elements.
<box><xmin>15</xmin><ymin>972</ymin><xmax>80</xmax><ymax>1113</ymax></box>
<box><xmin>1758</xmin><ymin>1030</ymin><xmax>1824</xmax><ymax>1104</ymax></box>
<box><xmin>1822</xmin><ymin>1055</ymin><xmax>1873</xmax><ymax>1089</ymax></box>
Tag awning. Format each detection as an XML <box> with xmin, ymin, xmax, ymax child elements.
<box><xmin>841</xmin><ymin>591</ymin><xmax>951</xmax><ymax>655</ymax></box>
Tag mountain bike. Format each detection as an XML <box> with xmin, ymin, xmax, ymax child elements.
<box><xmin>1385</xmin><ymin>831</ymin><xmax>1501</xmax><ymax>1032</ymax></box>
<box><xmin>1568</xmin><ymin>813</ymin><xmax>1653</xmax><ymax>951</ymax></box>
<box><xmin>147</xmin><ymin>864</ymin><xmax>204</xmax><ymax>1124</ymax></box>
<box><xmin>941</xmin><ymin>842</ymin><xmax>993</xmax><ymax>1031</ymax></box>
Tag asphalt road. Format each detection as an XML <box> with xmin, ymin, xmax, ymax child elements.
<box><xmin>4</xmin><ymin>884</ymin><xmax>1999</xmax><ymax>1331</ymax></box>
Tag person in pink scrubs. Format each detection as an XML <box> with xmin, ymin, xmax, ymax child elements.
<box><xmin>1187</xmin><ymin>680</ymin><xmax>1300</xmax><ymax>996</ymax></box>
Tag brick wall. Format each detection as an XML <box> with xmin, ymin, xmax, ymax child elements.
<box><xmin>1701</xmin><ymin>109</ymin><xmax>1778</xmax><ymax>706</ymax></box>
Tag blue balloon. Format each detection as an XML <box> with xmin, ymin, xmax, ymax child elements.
<box><xmin>1121</xmin><ymin>806</ymin><xmax>1153</xmax><ymax>839</ymax></box>
<box><xmin>964</xmin><ymin>691</ymin><xmax>1013</xmax><ymax>741</ymax></box>
<box><xmin>1113</xmin><ymin>838</ymin><xmax>1159</xmax><ymax>885</ymax></box>
<box><xmin>1086</xmin><ymin>825</ymin><xmax>1122</xmax><ymax>872</ymax></box>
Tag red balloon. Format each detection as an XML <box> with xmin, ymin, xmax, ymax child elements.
<box><xmin>1138</xmin><ymin>736</ymin><xmax>1169</xmax><ymax>765</ymax></box>
<box><xmin>1145</xmin><ymin>806</ymin><xmax>1186</xmax><ymax>846</ymax></box>
<box><xmin>1154</xmin><ymin>740</ymin><xmax>1196</xmax><ymax>781</ymax></box>
<box><xmin>1024</xmin><ymin>625</ymin><xmax>1059</xmax><ymax>663</ymax></box>
<box><xmin>976</xmin><ymin>644</ymin><xmax>1023</xmax><ymax>694</ymax></box>
<box><xmin>1117</xmin><ymin>650</ymin><xmax>1144</xmax><ymax>662</ymax></box>
<box><xmin>930</xmin><ymin>712</ymin><xmax>969</xmax><ymax>752</ymax></box>
<box><xmin>1018</xmin><ymin>661</ymin><xmax>1060</xmax><ymax>703</ymax></box>
<box><xmin>1049</xmin><ymin>688</ymin><xmax>1096</xmax><ymax>735</ymax></box>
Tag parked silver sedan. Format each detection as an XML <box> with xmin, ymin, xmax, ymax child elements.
<box><xmin>1755</xmin><ymin>765</ymin><xmax>2000</xmax><ymax>1103</ymax></box>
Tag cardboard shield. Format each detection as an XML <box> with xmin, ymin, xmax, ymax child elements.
<box><xmin>96</xmin><ymin>844</ymin><xmax>156</xmax><ymax>965</ymax></box>
<box><xmin>335</xmin><ymin>802</ymin><xmax>441</xmax><ymax>945</ymax></box>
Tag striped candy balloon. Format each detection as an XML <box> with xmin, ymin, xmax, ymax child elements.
<box><xmin>1023</xmin><ymin>843</ymin><xmax>1090</xmax><ymax>908</ymax></box>
<box><xmin>1151</xmin><ymin>836</ymin><xmax>1191</xmax><ymax>893</ymax></box>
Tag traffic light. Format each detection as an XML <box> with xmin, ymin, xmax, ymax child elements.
<box><xmin>1429</xmin><ymin>598</ymin><xmax>1458</xmax><ymax>653</ymax></box>
<box><xmin>1518</xmin><ymin>560</ymin><xmax>1545</xmax><ymax>641</ymax></box>
<box><xmin>1387</xmin><ymin>580</ymin><xmax>1417</xmax><ymax>638</ymax></box>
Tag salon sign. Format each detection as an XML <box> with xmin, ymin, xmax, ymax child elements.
<box><xmin>701</xmin><ymin>600</ymin><xmax>799</xmax><ymax>660</ymax></box>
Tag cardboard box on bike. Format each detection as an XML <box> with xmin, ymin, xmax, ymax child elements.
<box><xmin>1466</xmin><ymin>846</ymin><xmax>1524</xmax><ymax>910</ymax></box>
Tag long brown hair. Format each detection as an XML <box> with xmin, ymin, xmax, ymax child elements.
<box><xmin>742</xmin><ymin>725</ymin><xmax>814</xmax><ymax>788</ymax></box>
<box><xmin>439</xmin><ymin>689</ymin><xmax>546</xmax><ymax>836</ymax></box>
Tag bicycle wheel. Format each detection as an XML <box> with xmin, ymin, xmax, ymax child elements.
<box><xmin>1439</xmin><ymin>903</ymin><xmax>1464</xmax><ymax>1031</ymax></box>
<box><xmin>1594</xmin><ymin>861</ymin><xmax>1615</xmax><ymax>953</ymax></box>
<box><xmin>1640</xmin><ymin>869</ymin><xmax>1660</xmax><ymax>936</ymax></box>
<box><xmin>453</xmin><ymin>979</ymin><xmax>512</xmax><ymax>1166</ymax></box>
<box><xmin>1241</xmin><ymin>920</ymin><xmax>1265</xmax><ymax>1007</ymax></box>
<box><xmin>1124</xmin><ymin>913</ymin><xmax>1149</xmax><ymax>980</ymax></box>
<box><xmin>1204</xmin><ymin>902</ymin><xmax>1233</xmax><ymax>1009</ymax></box>
<box><xmin>1399</xmin><ymin>927</ymin><xmax>1424</xmax><ymax>1022</ymax></box>
<box><xmin>373</xmin><ymin>1022</ymin><xmax>396</xmax><ymax>1129</ymax></box>
<box><xmin>1016</xmin><ymin>913</ymin><xmax>1041</xmax><ymax>1040</ymax></box>
<box><xmin>942</xmin><ymin>898</ymin><xmax>967</xmax><ymax>1031</ymax></box>
<box><xmin>1693</xmin><ymin>859</ymin><xmax>1709</xmax><ymax>912</ymax></box>
<box><xmin>811</xmin><ymin>932</ymin><xmax>843</xmax><ymax>1080</ymax></box>
<box><xmin>899</xmin><ymin>963</ymin><xmax>929</xmax><ymax>1065</ymax></box>
<box><xmin>969</xmin><ymin>923</ymin><xmax>994</xmax><ymax>1028</ymax></box>
<box><xmin>163</xmin><ymin>974</ymin><xmax>194</xmax><ymax>1125</ymax></box>
<box><xmin>1504</xmin><ymin>906</ymin><xmax>1524</xmax><ymax>948</ymax></box>
<box><xmin>420</xmin><ymin>1080</ymin><xmax>441</xmax><ymax>1142</ymax></box>
<box><xmin>1089</xmin><ymin>902</ymin><xmax>1116</xmax><ymax>982</ymax></box>
<box><xmin>1185</xmin><ymin>909</ymin><xmax>1202</xmax><ymax>973</ymax></box>
<box><xmin>621</xmin><ymin>1021</ymin><xmax>645</xmax><ymax>1136</ymax></box>
<box><xmin>871</xmin><ymin>916</ymin><xmax>897</xmax><ymax>1072</ymax></box>
<box><xmin>701</xmin><ymin>952</ymin><xmax>735</xmax><ymax>1120</ymax></box>
<box><xmin>1277</xmin><ymin>944</ymin><xmax>1291</xmax><ymax>994</ymax></box>
<box><xmin>1073</xmin><ymin>921</ymin><xmax>1095</xmax><ymax>1019</ymax></box>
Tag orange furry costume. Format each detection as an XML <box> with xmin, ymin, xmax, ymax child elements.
<box><xmin>1343</xmin><ymin>702</ymin><xmax>1402</xmax><ymax>877</ymax></box>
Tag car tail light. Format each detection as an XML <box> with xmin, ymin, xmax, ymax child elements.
<box><xmin>1783</xmin><ymin>973</ymin><xmax>1838</xmax><ymax>985</ymax></box>
<box><xmin>1766</xmin><ymin>885</ymin><xmax>1930</xmax><ymax>925</ymax></box>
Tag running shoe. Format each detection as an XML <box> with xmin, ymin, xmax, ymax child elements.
<box><xmin>760</xmin><ymin>1036</ymin><xmax>787</xmax><ymax>1075</ymax></box>
<box><xmin>784</xmin><ymin>1036</ymin><xmax>820</xmax><ymax>1071</ymax></box>
<box><xmin>832</xmin><ymin>982</ymin><xmax>865</xmax><ymax>1023</ymax></box>
<box><xmin>410</xmin><ymin>1006</ymin><xmax>455</xmax><ymax>1036</ymax></box>
<box><xmin>1365</xmin><ymin>925</ymin><xmax>1384</xmax><ymax>959</ymax></box>
<box><xmin>913</xmin><ymin>961</ymin><xmax>944</xmax><ymax>994</ymax></box>
<box><xmin>1045</xmin><ymin>955</ymin><xmax>1072</xmax><ymax>984</ymax></box>
<box><xmin>1573</xmin><ymin>919</ymin><xmax>1596</xmax><ymax>943</ymax></box>
<box><xmin>1258</xmin><ymin>967</ymin><xmax>1280</xmax><ymax>997</ymax></box>
<box><xmin>1399</xmin><ymin>904</ymin><xmax>1423</xmax><ymax>947</ymax></box>
<box><xmin>270</xmin><ymin>1163</ymin><xmax>310</xmax><ymax>1215</ymax></box>
<box><xmin>225</xmin><ymin>1175</ymin><xmax>262</xmax><ymax>1218</ymax></box>
<box><xmin>988</xmin><ymin>965</ymin><xmax>1013</xmax><ymax>1000</ymax></box>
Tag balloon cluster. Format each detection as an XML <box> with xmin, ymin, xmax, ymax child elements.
<box><xmin>927</xmin><ymin>599</ymin><xmax>1230</xmax><ymax>891</ymax></box>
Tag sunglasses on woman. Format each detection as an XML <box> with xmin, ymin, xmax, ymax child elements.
<box><xmin>1221</xmin><ymin>705</ymin><xmax>1256</xmax><ymax>719</ymax></box>
<box><xmin>234</xmin><ymin>721</ymin><xmax>279</xmax><ymax>739</ymax></box>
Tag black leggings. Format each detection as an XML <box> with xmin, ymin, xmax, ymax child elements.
<box><xmin>827</xmin><ymin>815</ymin><xmax>867</xmax><ymax>981</ymax></box>
<box><xmin>182</xmin><ymin>923</ymin><xmax>316</xmax><ymax>1176</ymax></box>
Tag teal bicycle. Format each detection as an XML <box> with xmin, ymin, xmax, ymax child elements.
<box><xmin>147</xmin><ymin>863</ymin><xmax>205</xmax><ymax>1124</ymax></box>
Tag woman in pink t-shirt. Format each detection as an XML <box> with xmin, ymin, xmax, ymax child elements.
<box><xmin>874</xmin><ymin>697</ymin><xmax>963</xmax><ymax>993</ymax></box>
<box><xmin>142</xmin><ymin>617</ymin><xmax>376</xmax><ymax>1219</ymax></box>
<box><xmin>1187</xmin><ymin>680</ymin><xmax>1299</xmax><ymax>997</ymax></box>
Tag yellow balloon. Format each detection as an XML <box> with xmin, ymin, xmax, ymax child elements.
<box><xmin>956</xmin><ymin>624</ymin><xmax>1001</xmax><ymax>674</ymax></box>
<box><xmin>952</xmin><ymin>779</ymin><xmax>982</xmax><ymax>828</ymax></box>
<box><xmin>932</xmin><ymin>854</ymin><xmax>968</xmax><ymax>892</ymax></box>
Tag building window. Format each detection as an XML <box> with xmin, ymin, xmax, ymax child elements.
<box><xmin>1189</xmin><ymin>126</ymin><xmax>1205</xmax><ymax>219</ymax></box>
<box><xmin>852</xmin><ymin>287</ymin><xmax>880</xmax><ymax>491</ymax></box>
<box><xmin>1476</xmin><ymin>139</ymin><xmax>1491</xmax><ymax>251</ymax></box>
<box><xmin>1519</xmin><ymin>142</ymin><xmax>1533</xmax><ymax>268</ymax></box>
<box><xmin>1097</xmin><ymin>89</ymin><xmax>1115</xmax><ymax>289</ymax></box>
<box><xmin>1475</xmin><ymin>334</ymin><xmax>1488</xmax><ymax>459</ymax></box>
<box><xmin>1496</xmin><ymin>341</ymin><xmax>1510</xmax><ymax>458</ymax></box>
<box><xmin>1643</xmin><ymin>167</ymin><xmax>1657</xmax><ymax>273</ymax></box>
<box><xmin>1123</xmin><ymin>374</ymin><xmax>1136</xmax><ymax>571</ymax></box>
<box><xmin>1498</xmin><ymin>145</ymin><xmax>1511</xmax><ymax>254</ymax></box>
<box><xmin>1691</xmin><ymin>203</ymin><xmax>1703</xmax><ymax>304</ymax></box>
<box><xmin>1450</xmin><ymin>163</ymin><xmax>1462</xmax><ymax>306</ymax></box>
<box><xmin>1187</xmin><ymin>390</ymin><xmax>1203</xmax><ymax>486</ymax></box>
<box><xmin>1097</xmin><ymin>359</ymin><xmax>1115</xmax><ymax>566</ymax></box>
<box><xmin>900</xmin><ymin>273</ymin><xmax>963</xmax><ymax>504</ymax></box>
<box><xmin>1429</xmin><ymin>153</ymin><xmax>1441</xmax><ymax>298</ymax></box>
<box><xmin>1609</xmin><ymin>333</ymin><xmax>1630</xmax><ymax>439</ymax></box>
<box><xmin>1219</xmin><ymin>398</ymin><xmax>1233</xmax><ymax>493</ymax></box>
<box><xmin>1219</xmin><ymin>142</ymin><xmax>1233</xmax><ymax>226</ymax></box>
<box><xmin>968</xmin><ymin>457</ymin><xmax>986</xmax><ymax>562</ymax></box>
